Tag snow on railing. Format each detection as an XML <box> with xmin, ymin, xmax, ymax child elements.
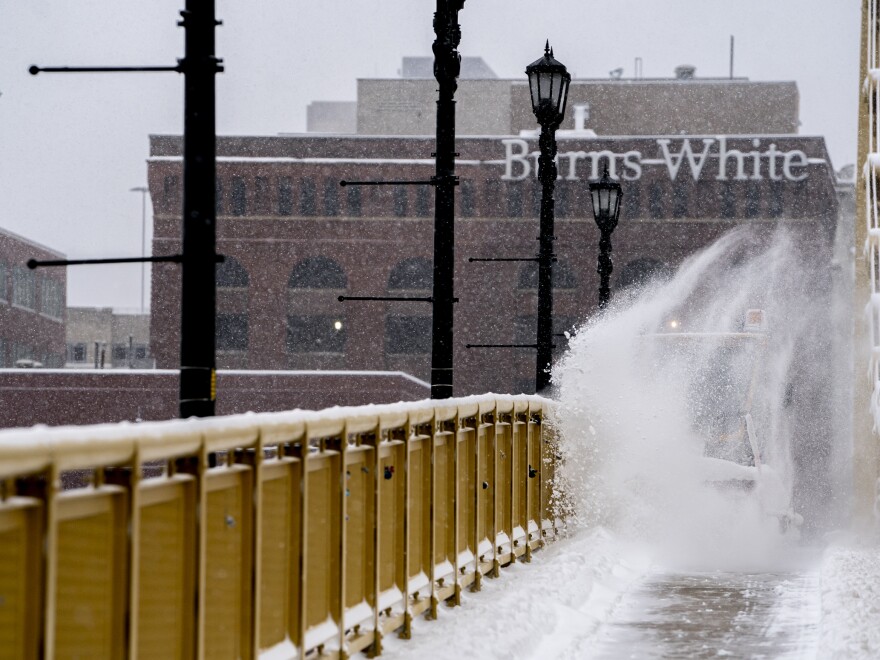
<box><xmin>0</xmin><ymin>394</ymin><xmax>562</xmax><ymax>659</ymax></box>
<box><xmin>864</xmin><ymin>0</ymin><xmax>880</xmax><ymax>434</ymax></box>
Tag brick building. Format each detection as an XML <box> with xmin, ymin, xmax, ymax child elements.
<box><xmin>0</xmin><ymin>227</ymin><xmax>66</xmax><ymax>368</ymax></box>
<box><xmin>147</xmin><ymin>130</ymin><xmax>838</xmax><ymax>395</ymax></box>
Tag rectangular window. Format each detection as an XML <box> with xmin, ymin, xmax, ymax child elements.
<box><xmin>300</xmin><ymin>178</ymin><xmax>317</xmax><ymax>216</ymax></box>
<box><xmin>217</xmin><ymin>313</ymin><xmax>249</xmax><ymax>351</ymax></box>
<box><xmin>385</xmin><ymin>315</ymin><xmax>432</xmax><ymax>354</ymax></box>
<box><xmin>649</xmin><ymin>183</ymin><xmax>664</xmax><ymax>219</ymax></box>
<box><xmin>163</xmin><ymin>175</ymin><xmax>180</xmax><ymax>207</ymax></box>
<box><xmin>231</xmin><ymin>177</ymin><xmax>247</xmax><ymax>216</ymax></box>
<box><xmin>287</xmin><ymin>315</ymin><xmax>346</xmax><ymax>354</ymax></box>
<box><xmin>216</xmin><ymin>179</ymin><xmax>224</xmax><ymax>215</ymax></box>
<box><xmin>12</xmin><ymin>267</ymin><xmax>35</xmax><ymax>309</ymax></box>
<box><xmin>506</xmin><ymin>182</ymin><xmax>523</xmax><ymax>218</ymax></box>
<box><xmin>555</xmin><ymin>181</ymin><xmax>568</xmax><ymax>219</ymax></box>
<box><xmin>672</xmin><ymin>186</ymin><xmax>688</xmax><ymax>219</ymax></box>
<box><xmin>112</xmin><ymin>344</ymin><xmax>128</xmax><ymax>362</ymax></box>
<box><xmin>484</xmin><ymin>180</ymin><xmax>501</xmax><ymax>217</ymax></box>
<box><xmin>278</xmin><ymin>177</ymin><xmax>293</xmax><ymax>216</ymax></box>
<box><xmin>254</xmin><ymin>176</ymin><xmax>270</xmax><ymax>214</ymax></box>
<box><xmin>0</xmin><ymin>261</ymin><xmax>7</xmax><ymax>302</ymax></box>
<box><xmin>392</xmin><ymin>186</ymin><xmax>408</xmax><ymax>217</ymax></box>
<box><xmin>68</xmin><ymin>343</ymin><xmax>87</xmax><ymax>363</ymax></box>
<box><xmin>720</xmin><ymin>182</ymin><xmax>736</xmax><ymax>219</ymax></box>
<box><xmin>346</xmin><ymin>186</ymin><xmax>362</xmax><ymax>217</ymax></box>
<box><xmin>39</xmin><ymin>277</ymin><xmax>64</xmax><ymax>319</ymax></box>
<box><xmin>415</xmin><ymin>186</ymin><xmax>431</xmax><ymax>217</ymax></box>
<box><xmin>323</xmin><ymin>177</ymin><xmax>339</xmax><ymax>216</ymax></box>
<box><xmin>135</xmin><ymin>344</ymin><xmax>148</xmax><ymax>360</ymax></box>
<box><xmin>745</xmin><ymin>184</ymin><xmax>761</xmax><ymax>219</ymax></box>
<box><xmin>0</xmin><ymin>339</ymin><xmax>5</xmax><ymax>367</ymax></box>
<box><xmin>769</xmin><ymin>182</ymin><xmax>784</xmax><ymax>218</ymax></box>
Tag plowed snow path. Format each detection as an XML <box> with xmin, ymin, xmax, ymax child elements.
<box><xmin>585</xmin><ymin>569</ymin><xmax>821</xmax><ymax>659</ymax></box>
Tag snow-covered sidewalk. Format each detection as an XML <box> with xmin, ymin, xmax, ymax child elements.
<box><xmin>380</xmin><ymin>528</ymin><xmax>648</xmax><ymax>659</ymax></box>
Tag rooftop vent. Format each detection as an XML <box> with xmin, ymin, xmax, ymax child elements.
<box><xmin>674</xmin><ymin>65</ymin><xmax>696</xmax><ymax>80</ymax></box>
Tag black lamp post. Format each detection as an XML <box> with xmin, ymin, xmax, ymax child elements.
<box><xmin>527</xmin><ymin>42</ymin><xmax>570</xmax><ymax>393</ymax></box>
<box><xmin>589</xmin><ymin>167</ymin><xmax>623</xmax><ymax>308</ymax></box>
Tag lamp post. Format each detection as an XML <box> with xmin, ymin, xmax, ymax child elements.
<box><xmin>589</xmin><ymin>167</ymin><xmax>623</xmax><ymax>308</ymax></box>
<box><xmin>130</xmin><ymin>186</ymin><xmax>149</xmax><ymax>314</ymax></box>
<box><xmin>526</xmin><ymin>42</ymin><xmax>570</xmax><ymax>393</ymax></box>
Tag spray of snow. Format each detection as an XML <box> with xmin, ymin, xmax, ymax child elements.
<box><xmin>553</xmin><ymin>227</ymin><xmax>842</xmax><ymax>571</ymax></box>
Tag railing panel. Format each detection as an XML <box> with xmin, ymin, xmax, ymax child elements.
<box><xmin>257</xmin><ymin>458</ymin><xmax>300</xmax><ymax>653</ymax></box>
<box><xmin>55</xmin><ymin>488</ymin><xmax>127</xmax><ymax>660</ymax></box>
<box><xmin>304</xmin><ymin>451</ymin><xmax>342</xmax><ymax>647</ymax></box>
<box><xmin>0</xmin><ymin>498</ymin><xmax>41</xmax><ymax>660</ymax></box>
<box><xmin>203</xmin><ymin>466</ymin><xmax>254</xmax><ymax>660</ymax></box>
<box><xmin>494</xmin><ymin>420</ymin><xmax>513</xmax><ymax>560</ymax></box>
<box><xmin>407</xmin><ymin>432</ymin><xmax>432</xmax><ymax>597</ymax></box>
<box><xmin>527</xmin><ymin>413</ymin><xmax>543</xmax><ymax>549</ymax></box>
<box><xmin>476</xmin><ymin>421</ymin><xmax>496</xmax><ymax>568</ymax></box>
<box><xmin>456</xmin><ymin>426</ymin><xmax>477</xmax><ymax>573</ymax></box>
<box><xmin>138</xmin><ymin>476</ymin><xmax>197</xmax><ymax>660</ymax></box>
<box><xmin>511</xmin><ymin>416</ymin><xmax>529</xmax><ymax>555</ymax></box>
<box><xmin>343</xmin><ymin>445</ymin><xmax>375</xmax><ymax>623</ymax></box>
<box><xmin>433</xmin><ymin>429</ymin><xmax>456</xmax><ymax>580</ymax></box>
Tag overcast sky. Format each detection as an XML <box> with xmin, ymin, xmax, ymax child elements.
<box><xmin>0</xmin><ymin>1</ymin><xmax>861</xmax><ymax>309</ymax></box>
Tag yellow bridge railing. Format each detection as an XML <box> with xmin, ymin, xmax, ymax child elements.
<box><xmin>0</xmin><ymin>394</ymin><xmax>561</xmax><ymax>659</ymax></box>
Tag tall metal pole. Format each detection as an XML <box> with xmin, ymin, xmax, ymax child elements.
<box><xmin>597</xmin><ymin>229</ymin><xmax>614</xmax><ymax>308</ymax></box>
<box><xmin>535</xmin><ymin>122</ymin><xmax>558</xmax><ymax>392</ymax></box>
<box><xmin>179</xmin><ymin>0</ymin><xmax>220</xmax><ymax>417</ymax></box>
<box><xmin>430</xmin><ymin>0</ymin><xmax>464</xmax><ymax>399</ymax></box>
<box><xmin>130</xmin><ymin>186</ymin><xmax>149</xmax><ymax>314</ymax></box>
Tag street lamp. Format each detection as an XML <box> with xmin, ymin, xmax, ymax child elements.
<box><xmin>526</xmin><ymin>42</ymin><xmax>570</xmax><ymax>393</ymax></box>
<box><xmin>589</xmin><ymin>167</ymin><xmax>623</xmax><ymax>308</ymax></box>
<box><xmin>130</xmin><ymin>186</ymin><xmax>149</xmax><ymax>314</ymax></box>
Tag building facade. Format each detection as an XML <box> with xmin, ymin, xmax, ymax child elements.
<box><xmin>0</xmin><ymin>227</ymin><xmax>66</xmax><ymax>368</ymax></box>
<box><xmin>65</xmin><ymin>307</ymin><xmax>152</xmax><ymax>369</ymax></box>
<box><xmin>148</xmin><ymin>130</ymin><xmax>839</xmax><ymax>395</ymax></box>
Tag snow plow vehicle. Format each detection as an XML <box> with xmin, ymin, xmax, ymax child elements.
<box><xmin>642</xmin><ymin>310</ymin><xmax>802</xmax><ymax>535</ymax></box>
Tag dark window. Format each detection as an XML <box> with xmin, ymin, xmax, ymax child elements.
<box><xmin>69</xmin><ymin>343</ymin><xmax>87</xmax><ymax>363</ymax></box>
<box><xmin>386</xmin><ymin>315</ymin><xmax>431</xmax><ymax>354</ymax></box>
<box><xmin>288</xmin><ymin>256</ymin><xmax>347</xmax><ymax>289</ymax></box>
<box><xmin>506</xmin><ymin>182</ymin><xmax>523</xmax><ymax>217</ymax></box>
<box><xmin>287</xmin><ymin>315</ymin><xmax>346</xmax><ymax>353</ymax></box>
<box><xmin>517</xmin><ymin>261</ymin><xmax>577</xmax><ymax>290</ymax></box>
<box><xmin>346</xmin><ymin>186</ymin><xmax>362</xmax><ymax>217</ymax></box>
<box><xmin>616</xmin><ymin>258</ymin><xmax>672</xmax><ymax>290</ymax></box>
<box><xmin>254</xmin><ymin>176</ymin><xmax>270</xmax><ymax>214</ymax></box>
<box><xmin>745</xmin><ymin>184</ymin><xmax>761</xmax><ymax>218</ymax></box>
<box><xmin>163</xmin><ymin>175</ymin><xmax>180</xmax><ymax>206</ymax></box>
<box><xmin>415</xmin><ymin>186</ymin><xmax>431</xmax><ymax>217</ymax></box>
<box><xmin>649</xmin><ymin>183</ymin><xmax>664</xmax><ymax>219</ymax></box>
<box><xmin>531</xmin><ymin>180</ymin><xmax>542</xmax><ymax>217</ymax></box>
<box><xmin>392</xmin><ymin>186</ymin><xmax>408</xmax><ymax>217</ymax></box>
<box><xmin>278</xmin><ymin>177</ymin><xmax>293</xmax><ymax>216</ymax></box>
<box><xmin>216</xmin><ymin>179</ymin><xmax>224</xmax><ymax>215</ymax></box>
<box><xmin>555</xmin><ymin>181</ymin><xmax>569</xmax><ymax>218</ymax></box>
<box><xmin>217</xmin><ymin>313</ymin><xmax>249</xmax><ymax>351</ymax></box>
<box><xmin>135</xmin><ymin>345</ymin><xmax>147</xmax><ymax>360</ymax></box>
<box><xmin>112</xmin><ymin>344</ymin><xmax>127</xmax><ymax>362</ymax></box>
<box><xmin>769</xmin><ymin>181</ymin><xmax>784</xmax><ymax>218</ymax></box>
<box><xmin>388</xmin><ymin>257</ymin><xmax>432</xmax><ymax>290</ymax></box>
<box><xmin>720</xmin><ymin>182</ymin><xmax>736</xmax><ymax>218</ymax></box>
<box><xmin>672</xmin><ymin>186</ymin><xmax>688</xmax><ymax>219</ymax></box>
<box><xmin>624</xmin><ymin>184</ymin><xmax>641</xmax><ymax>218</ymax></box>
<box><xmin>300</xmin><ymin>178</ymin><xmax>317</xmax><ymax>216</ymax></box>
<box><xmin>217</xmin><ymin>256</ymin><xmax>250</xmax><ymax>288</ymax></box>
<box><xmin>232</xmin><ymin>177</ymin><xmax>247</xmax><ymax>216</ymax></box>
<box><xmin>0</xmin><ymin>261</ymin><xmax>7</xmax><ymax>301</ymax></box>
<box><xmin>323</xmin><ymin>177</ymin><xmax>339</xmax><ymax>216</ymax></box>
<box><xmin>461</xmin><ymin>179</ymin><xmax>476</xmax><ymax>217</ymax></box>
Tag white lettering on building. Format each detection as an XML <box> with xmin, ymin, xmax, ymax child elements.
<box><xmin>500</xmin><ymin>137</ymin><xmax>816</xmax><ymax>183</ymax></box>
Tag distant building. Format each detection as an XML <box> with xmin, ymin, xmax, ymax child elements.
<box><xmin>306</xmin><ymin>101</ymin><xmax>357</xmax><ymax>134</ymax></box>
<box><xmin>0</xmin><ymin>227</ymin><xmax>66</xmax><ymax>368</ymax></box>
<box><xmin>65</xmin><ymin>307</ymin><xmax>152</xmax><ymax>369</ymax></box>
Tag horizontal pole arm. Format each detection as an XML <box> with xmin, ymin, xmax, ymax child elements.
<box><xmin>340</xmin><ymin>180</ymin><xmax>436</xmax><ymax>187</ymax></box>
<box><xmin>338</xmin><ymin>295</ymin><xmax>433</xmax><ymax>303</ymax></box>
<box><xmin>27</xmin><ymin>254</ymin><xmax>191</xmax><ymax>269</ymax></box>
<box><xmin>469</xmin><ymin>257</ymin><xmax>539</xmax><ymax>263</ymax></box>
<box><xmin>466</xmin><ymin>344</ymin><xmax>540</xmax><ymax>349</ymax></box>
<box><xmin>29</xmin><ymin>65</ymin><xmax>181</xmax><ymax>75</ymax></box>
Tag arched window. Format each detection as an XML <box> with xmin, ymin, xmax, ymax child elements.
<box><xmin>388</xmin><ymin>258</ymin><xmax>432</xmax><ymax>290</ymax></box>
<box><xmin>216</xmin><ymin>256</ymin><xmax>249</xmax><ymax>288</ymax></box>
<box><xmin>615</xmin><ymin>258</ymin><xmax>671</xmax><ymax>290</ymax></box>
<box><xmin>516</xmin><ymin>260</ymin><xmax>577</xmax><ymax>290</ymax></box>
<box><xmin>288</xmin><ymin>257</ymin><xmax>347</xmax><ymax>289</ymax></box>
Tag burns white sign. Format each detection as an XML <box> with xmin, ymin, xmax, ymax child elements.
<box><xmin>501</xmin><ymin>137</ymin><xmax>814</xmax><ymax>183</ymax></box>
